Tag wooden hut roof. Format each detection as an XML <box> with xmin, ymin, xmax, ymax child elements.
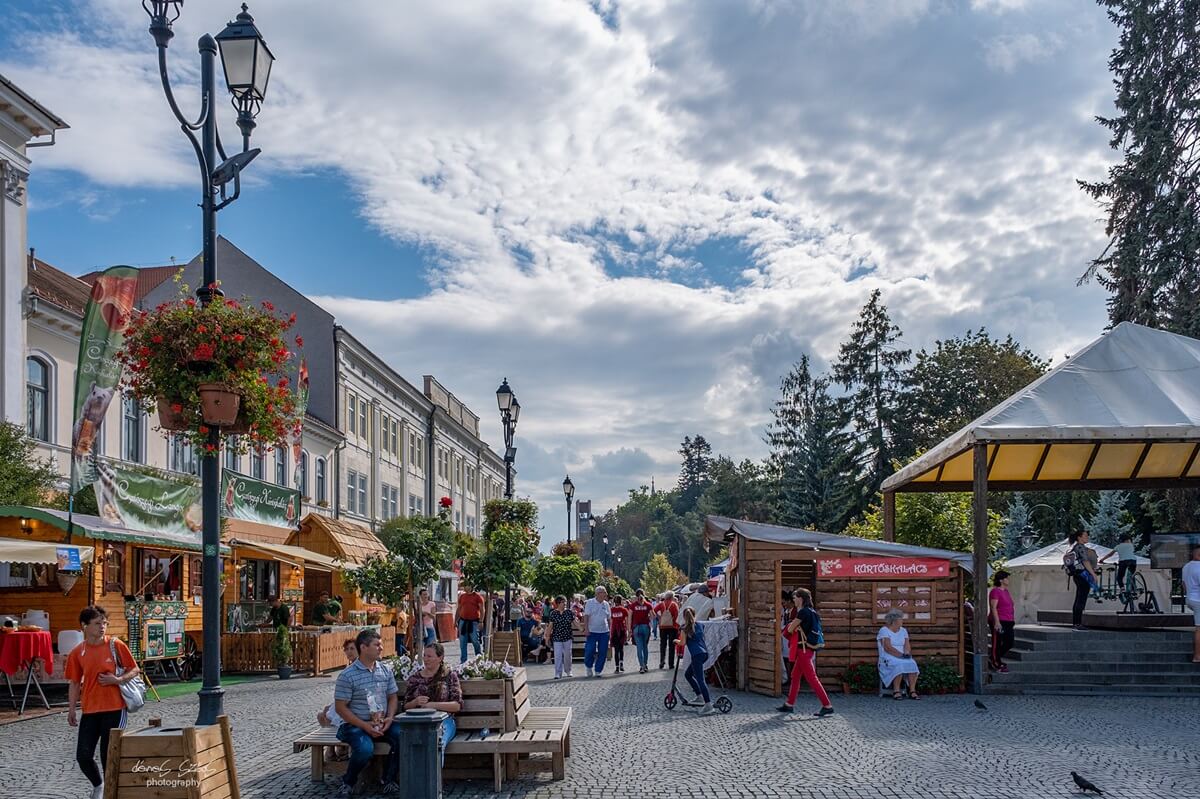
<box><xmin>703</xmin><ymin>515</ymin><xmax>976</xmax><ymax>573</ymax></box>
<box><xmin>294</xmin><ymin>514</ymin><xmax>386</xmax><ymax>565</ymax></box>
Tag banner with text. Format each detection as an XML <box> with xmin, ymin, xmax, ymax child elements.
<box><xmin>815</xmin><ymin>556</ymin><xmax>951</xmax><ymax>580</ymax></box>
<box><xmin>69</xmin><ymin>266</ymin><xmax>139</xmax><ymax>494</ymax></box>
<box><xmin>93</xmin><ymin>462</ymin><xmax>202</xmax><ymax>537</ymax></box>
<box><xmin>221</xmin><ymin>470</ymin><xmax>300</xmax><ymax>529</ymax></box>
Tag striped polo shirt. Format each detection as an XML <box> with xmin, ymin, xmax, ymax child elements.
<box><xmin>334</xmin><ymin>658</ymin><xmax>397</xmax><ymax>725</ymax></box>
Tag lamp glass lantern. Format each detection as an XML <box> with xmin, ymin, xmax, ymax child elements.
<box><xmin>496</xmin><ymin>379</ymin><xmax>514</xmax><ymax>413</ymax></box>
<box><xmin>563</xmin><ymin>475</ymin><xmax>574</xmax><ymax>501</ymax></box>
<box><xmin>510</xmin><ymin>397</ymin><xmax>521</xmax><ymax>424</ymax></box>
<box><xmin>215</xmin><ymin>4</ymin><xmax>275</xmax><ymax>106</ymax></box>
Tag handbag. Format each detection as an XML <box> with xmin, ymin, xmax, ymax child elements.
<box><xmin>109</xmin><ymin>637</ymin><xmax>147</xmax><ymax>713</ymax></box>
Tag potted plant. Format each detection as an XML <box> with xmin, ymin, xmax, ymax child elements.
<box><xmin>915</xmin><ymin>660</ymin><xmax>962</xmax><ymax>695</ymax></box>
<box><xmin>272</xmin><ymin>624</ymin><xmax>293</xmax><ymax>679</ymax></box>
<box><xmin>840</xmin><ymin>661</ymin><xmax>880</xmax><ymax>694</ymax></box>
<box><xmin>117</xmin><ymin>276</ymin><xmax>303</xmax><ymax>455</ymax></box>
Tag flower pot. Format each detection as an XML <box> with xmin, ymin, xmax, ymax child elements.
<box><xmin>57</xmin><ymin>571</ymin><xmax>81</xmax><ymax>595</ymax></box>
<box><xmin>277</xmin><ymin>665</ymin><xmax>292</xmax><ymax>680</ymax></box>
<box><xmin>198</xmin><ymin>383</ymin><xmax>242</xmax><ymax>426</ymax></box>
<box><xmin>224</xmin><ymin>406</ymin><xmax>252</xmax><ymax>435</ymax></box>
<box><xmin>157</xmin><ymin>397</ymin><xmax>189</xmax><ymax>431</ymax></box>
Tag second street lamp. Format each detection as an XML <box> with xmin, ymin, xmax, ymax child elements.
<box><xmin>563</xmin><ymin>475</ymin><xmax>575</xmax><ymax>543</ymax></box>
<box><xmin>496</xmin><ymin>378</ymin><xmax>519</xmax><ymax>627</ymax></box>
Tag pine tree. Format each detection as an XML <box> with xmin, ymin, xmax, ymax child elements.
<box><xmin>783</xmin><ymin>376</ymin><xmax>857</xmax><ymax>532</ymax></box>
<box><xmin>1079</xmin><ymin>0</ymin><xmax>1200</xmax><ymax>336</ymax></box>
<box><xmin>1001</xmin><ymin>492</ymin><xmax>1032</xmax><ymax>559</ymax></box>
<box><xmin>1088</xmin><ymin>491</ymin><xmax>1132</xmax><ymax>548</ymax></box>
<box><xmin>675</xmin><ymin>435</ymin><xmax>713</xmax><ymax>513</ymax></box>
<box><xmin>832</xmin><ymin>290</ymin><xmax>912</xmax><ymax>514</ymax></box>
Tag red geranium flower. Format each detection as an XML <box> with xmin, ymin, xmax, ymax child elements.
<box><xmin>439</xmin><ymin>496</ymin><xmax>453</xmax><ymax>508</ymax></box>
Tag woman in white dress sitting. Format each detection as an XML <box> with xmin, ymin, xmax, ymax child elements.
<box><xmin>877</xmin><ymin>609</ymin><xmax>921</xmax><ymax>700</ymax></box>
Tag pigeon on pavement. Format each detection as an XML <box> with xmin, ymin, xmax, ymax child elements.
<box><xmin>973</xmin><ymin>700</ymin><xmax>987</xmax><ymax>710</ymax></box>
<box><xmin>1071</xmin><ymin>772</ymin><xmax>1103</xmax><ymax>794</ymax></box>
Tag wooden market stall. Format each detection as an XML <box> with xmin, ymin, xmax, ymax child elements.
<box><xmin>289</xmin><ymin>513</ymin><xmax>391</xmax><ymax>625</ymax></box>
<box><xmin>0</xmin><ymin>505</ymin><xmax>229</xmax><ymax>680</ymax></box>
<box><xmin>704</xmin><ymin>516</ymin><xmax>975</xmax><ymax>696</ymax></box>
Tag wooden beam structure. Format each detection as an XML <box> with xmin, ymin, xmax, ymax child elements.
<box><xmin>882</xmin><ymin>491</ymin><xmax>896</xmax><ymax>542</ymax></box>
<box><xmin>971</xmin><ymin>442</ymin><xmax>989</xmax><ymax>695</ymax></box>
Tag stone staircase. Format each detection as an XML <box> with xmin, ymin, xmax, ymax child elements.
<box><xmin>989</xmin><ymin>625</ymin><xmax>1200</xmax><ymax>696</ymax></box>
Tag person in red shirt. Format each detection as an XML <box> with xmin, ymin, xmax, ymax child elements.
<box><xmin>609</xmin><ymin>596</ymin><xmax>630</xmax><ymax>673</ymax></box>
<box><xmin>66</xmin><ymin>605</ymin><xmax>139</xmax><ymax>799</ymax></box>
<box><xmin>455</xmin><ymin>584</ymin><xmax>484</xmax><ymax>662</ymax></box>
<box><xmin>628</xmin><ymin>588</ymin><xmax>655</xmax><ymax>673</ymax></box>
<box><xmin>655</xmin><ymin>591</ymin><xmax>681</xmax><ymax>669</ymax></box>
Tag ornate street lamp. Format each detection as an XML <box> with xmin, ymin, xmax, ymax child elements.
<box><xmin>563</xmin><ymin>475</ymin><xmax>575</xmax><ymax>542</ymax></box>
<box><xmin>142</xmin><ymin>0</ymin><xmax>274</xmax><ymax>726</ymax></box>
<box><xmin>496</xmin><ymin>378</ymin><xmax>519</xmax><ymax>627</ymax></box>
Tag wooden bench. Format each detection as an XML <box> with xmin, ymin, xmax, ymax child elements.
<box><xmin>293</xmin><ymin>669</ymin><xmax>571</xmax><ymax>792</ymax></box>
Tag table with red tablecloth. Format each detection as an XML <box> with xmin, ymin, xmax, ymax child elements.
<box><xmin>0</xmin><ymin>630</ymin><xmax>54</xmax><ymax>714</ymax></box>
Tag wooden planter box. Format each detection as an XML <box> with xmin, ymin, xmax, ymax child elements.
<box><xmin>105</xmin><ymin>716</ymin><xmax>240</xmax><ymax>799</ymax></box>
<box><xmin>456</xmin><ymin>667</ymin><xmax>528</xmax><ymax>732</ymax></box>
<box><xmin>488</xmin><ymin>630</ymin><xmax>523</xmax><ymax>667</ymax></box>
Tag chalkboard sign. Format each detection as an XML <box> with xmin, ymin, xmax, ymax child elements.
<box><xmin>873</xmin><ymin>583</ymin><xmax>935</xmax><ymax>625</ymax></box>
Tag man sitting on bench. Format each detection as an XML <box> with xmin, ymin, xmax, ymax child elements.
<box><xmin>332</xmin><ymin>629</ymin><xmax>401</xmax><ymax>796</ymax></box>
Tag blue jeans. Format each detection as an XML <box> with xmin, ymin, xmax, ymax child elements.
<box><xmin>633</xmin><ymin>624</ymin><xmax>651</xmax><ymax>669</ymax></box>
<box><xmin>424</xmin><ymin>626</ymin><xmax>437</xmax><ymax>647</ymax></box>
<box><xmin>458</xmin><ymin>619</ymin><xmax>481</xmax><ymax>661</ymax></box>
<box><xmin>584</xmin><ymin>631</ymin><xmax>610</xmax><ymax>673</ymax></box>
<box><xmin>651</xmin><ymin>616</ymin><xmax>659</xmax><ymax>639</ymax></box>
<box><xmin>438</xmin><ymin>716</ymin><xmax>457</xmax><ymax>769</ymax></box>
<box><xmin>336</xmin><ymin>722</ymin><xmax>403</xmax><ymax>787</ymax></box>
<box><xmin>684</xmin><ymin>656</ymin><xmax>711</xmax><ymax>703</ymax></box>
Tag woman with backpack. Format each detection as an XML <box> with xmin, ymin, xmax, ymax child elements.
<box><xmin>777</xmin><ymin>588</ymin><xmax>834</xmax><ymax>717</ymax></box>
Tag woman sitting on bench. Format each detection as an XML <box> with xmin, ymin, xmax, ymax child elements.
<box><xmin>402</xmin><ymin>643</ymin><xmax>463</xmax><ymax>767</ymax></box>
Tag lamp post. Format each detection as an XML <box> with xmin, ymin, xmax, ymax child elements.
<box><xmin>143</xmin><ymin>0</ymin><xmax>275</xmax><ymax>726</ymax></box>
<box><xmin>563</xmin><ymin>475</ymin><xmax>575</xmax><ymax>543</ymax></box>
<box><xmin>589</xmin><ymin>517</ymin><xmax>597</xmax><ymax>561</ymax></box>
<box><xmin>495</xmin><ymin>379</ymin><xmax>519</xmax><ymax>628</ymax></box>
<box><xmin>1028</xmin><ymin>503</ymin><xmax>1071</xmax><ymax>546</ymax></box>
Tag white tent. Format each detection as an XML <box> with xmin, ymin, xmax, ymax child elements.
<box><xmin>1002</xmin><ymin>539</ymin><xmax>1172</xmax><ymax>623</ymax></box>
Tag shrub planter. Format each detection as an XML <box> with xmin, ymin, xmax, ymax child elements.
<box><xmin>277</xmin><ymin>665</ymin><xmax>292</xmax><ymax>680</ymax></box>
<box><xmin>198</xmin><ymin>383</ymin><xmax>242</xmax><ymax>426</ymax></box>
<box><xmin>156</xmin><ymin>398</ymin><xmax>189</xmax><ymax>431</ymax></box>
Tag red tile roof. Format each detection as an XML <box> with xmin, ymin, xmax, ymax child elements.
<box><xmin>78</xmin><ymin>264</ymin><xmax>179</xmax><ymax>302</ymax></box>
<box><xmin>27</xmin><ymin>258</ymin><xmax>92</xmax><ymax>316</ymax></box>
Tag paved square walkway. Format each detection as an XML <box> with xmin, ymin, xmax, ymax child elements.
<box><xmin>3</xmin><ymin>656</ymin><xmax>1197</xmax><ymax>798</ymax></box>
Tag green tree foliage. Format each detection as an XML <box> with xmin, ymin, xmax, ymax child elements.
<box><xmin>1000</xmin><ymin>492</ymin><xmax>1032</xmax><ymax>559</ymax></box>
<box><xmin>1079</xmin><ymin>0</ymin><xmax>1200</xmax><ymax>336</ymax></box>
<box><xmin>846</xmin><ymin>492</ymin><xmax>1003</xmax><ymax>556</ymax></box>
<box><xmin>345</xmin><ymin>511</ymin><xmax>455</xmax><ymax>614</ymax></box>
<box><xmin>341</xmin><ymin>552</ymin><xmax>410</xmax><ymax>608</ymax></box>
<box><xmin>640</xmin><ymin>552</ymin><xmax>687</xmax><ymax>597</ymax></box>
<box><xmin>675</xmin><ymin>435</ymin><xmax>714</xmax><ymax>513</ymax></box>
<box><xmin>832</xmin><ymin>290</ymin><xmax>913</xmax><ymax>514</ymax></box>
<box><xmin>0</xmin><ymin>421</ymin><xmax>61</xmax><ymax>506</ymax></box>
<box><xmin>462</xmin><ymin>500</ymin><xmax>540</xmax><ymax>626</ymax></box>
<box><xmin>696</xmin><ymin>456</ymin><xmax>772</xmax><ymax>522</ymax></box>
<box><xmin>601</xmin><ymin>484</ymin><xmax>706</xmax><ymax>584</ymax></box>
<box><xmin>904</xmin><ymin>329</ymin><xmax>1048</xmax><ymax>452</ymax></box>
<box><xmin>530</xmin><ymin>554</ymin><xmax>602</xmax><ymax>600</ymax></box>
<box><xmin>601</xmin><ymin>570</ymin><xmax>634</xmax><ymax>600</ymax></box>
<box><xmin>1087</xmin><ymin>491</ymin><xmax>1133</xmax><ymax>548</ymax></box>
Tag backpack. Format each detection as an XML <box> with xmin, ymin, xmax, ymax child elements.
<box><xmin>1062</xmin><ymin>545</ymin><xmax>1079</xmax><ymax>576</ymax></box>
<box><xmin>795</xmin><ymin>608</ymin><xmax>825</xmax><ymax>651</ymax></box>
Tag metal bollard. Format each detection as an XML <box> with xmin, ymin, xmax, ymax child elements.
<box><xmin>396</xmin><ymin>708</ymin><xmax>447</xmax><ymax>799</ymax></box>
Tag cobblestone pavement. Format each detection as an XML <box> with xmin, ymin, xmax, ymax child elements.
<box><xmin>4</xmin><ymin>656</ymin><xmax>1198</xmax><ymax>799</ymax></box>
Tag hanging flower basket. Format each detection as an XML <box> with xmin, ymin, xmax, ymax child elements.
<box><xmin>57</xmin><ymin>571</ymin><xmax>82</xmax><ymax>595</ymax></box>
<box><xmin>198</xmin><ymin>383</ymin><xmax>242</xmax><ymax>426</ymax></box>
<box><xmin>117</xmin><ymin>275</ymin><xmax>303</xmax><ymax>454</ymax></box>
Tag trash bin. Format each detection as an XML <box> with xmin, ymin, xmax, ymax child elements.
<box><xmin>396</xmin><ymin>708</ymin><xmax>447</xmax><ymax>799</ymax></box>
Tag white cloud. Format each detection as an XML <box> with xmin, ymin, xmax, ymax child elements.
<box><xmin>4</xmin><ymin>0</ymin><xmax>1121</xmax><ymax>541</ymax></box>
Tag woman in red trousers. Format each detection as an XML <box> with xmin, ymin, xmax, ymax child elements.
<box><xmin>778</xmin><ymin>588</ymin><xmax>834</xmax><ymax>717</ymax></box>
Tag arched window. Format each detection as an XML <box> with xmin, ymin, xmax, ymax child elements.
<box><xmin>315</xmin><ymin>457</ymin><xmax>327</xmax><ymax>504</ymax></box>
<box><xmin>274</xmin><ymin>447</ymin><xmax>287</xmax><ymax>486</ymax></box>
<box><xmin>26</xmin><ymin>357</ymin><xmax>50</xmax><ymax>442</ymax></box>
<box><xmin>298</xmin><ymin>451</ymin><xmax>310</xmax><ymax>498</ymax></box>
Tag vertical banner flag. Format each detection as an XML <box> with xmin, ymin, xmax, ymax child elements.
<box><xmin>291</xmin><ymin>358</ymin><xmax>309</xmax><ymax>497</ymax></box>
<box><xmin>70</xmin><ymin>266</ymin><xmax>139</xmax><ymax>494</ymax></box>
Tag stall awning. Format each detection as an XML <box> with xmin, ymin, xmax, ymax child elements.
<box><xmin>882</xmin><ymin>323</ymin><xmax>1200</xmax><ymax>494</ymax></box>
<box><xmin>703</xmin><ymin>516</ymin><xmax>977</xmax><ymax>573</ymax></box>
<box><xmin>0</xmin><ymin>537</ymin><xmax>94</xmax><ymax>565</ymax></box>
<box><xmin>228</xmin><ymin>539</ymin><xmax>347</xmax><ymax>572</ymax></box>
<box><xmin>0</xmin><ymin>506</ymin><xmax>230</xmax><ymax>555</ymax></box>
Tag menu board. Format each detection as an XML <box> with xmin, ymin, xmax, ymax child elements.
<box><xmin>873</xmin><ymin>583</ymin><xmax>935</xmax><ymax>625</ymax></box>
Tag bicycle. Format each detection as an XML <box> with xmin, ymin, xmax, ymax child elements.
<box><xmin>1095</xmin><ymin>565</ymin><xmax>1160</xmax><ymax>614</ymax></box>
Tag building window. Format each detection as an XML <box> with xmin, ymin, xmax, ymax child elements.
<box><xmin>408</xmin><ymin>432</ymin><xmax>417</xmax><ymax>467</ymax></box>
<box><xmin>347</xmin><ymin>469</ymin><xmax>368</xmax><ymax>515</ymax></box>
<box><xmin>454</xmin><ymin>510</ymin><xmax>461</xmax><ymax>531</ymax></box>
<box><xmin>316</xmin><ymin>458</ymin><xmax>327</xmax><ymax>503</ymax></box>
<box><xmin>381</xmin><ymin>483</ymin><xmax>399</xmax><ymax>520</ymax></box>
<box><xmin>103</xmin><ymin>544</ymin><xmax>125</xmax><ymax>594</ymax></box>
<box><xmin>224</xmin><ymin>440</ymin><xmax>240</xmax><ymax>472</ymax></box>
<box><xmin>251</xmin><ymin>448</ymin><xmax>264</xmax><ymax>480</ymax></box>
<box><xmin>408</xmin><ymin>493</ymin><xmax>424</xmax><ymax>516</ymax></box>
<box><xmin>466</xmin><ymin>516</ymin><xmax>476</xmax><ymax>536</ymax></box>
<box><xmin>25</xmin><ymin>357</ymin><xmax>50</xmax><ymax>442</ymax></box>
<box><xmin>358</xmin><ymin>472</ymin><xmax>368</xmax><ymax>516</ymax></box>
<box><xmin>121</xmin><ymin>396</ymin><xmax>142</xmax><ymax>463</ymax></box>
<box><xmin>390</xmin><ymin>419</ymin><xmax>399</xmax><ymax>458</ymax></box>
<box><xmin>299</xmin><ymin>451</ymin><xmax>309</xmax><ymax>497</ymax></box>
<box><xmin>347</xmin><ymin>392</ymin><xmax>358</xmax><ymax>436</ymax></box>
<box><xmin>274</xmin><ymin>447</ymin><xmax>287</xmax><ymax>486</ymax></box>
<box><xmin>359</xmin><ymin>402</ymin><xmax>368</xmax><ymax>443</ymax></box>
<box><xmin>137</xmin><ymin>549</ymin><xmax>183</xmax><ymax>599</ymax></box>
<box><xmin>168</xmin><ymin>435</ymin><xmax>199</xmax><ymax>476</ymax></box>
<box><xmin>239</xmin><ymin>558</ymin><xmax>279</xmax><ymax>602</ymax></box>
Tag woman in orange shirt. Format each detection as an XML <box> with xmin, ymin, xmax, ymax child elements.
<box><xmin>66</xmin><ymin>605</ymin><xmax>140</xmax><ymax>799</ymax></box>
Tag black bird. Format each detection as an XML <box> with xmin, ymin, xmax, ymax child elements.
<box><xmin>973</xmin><ymin>700</ymin><xmax>987</xmax><ymax>710</ymax></box>
<box><xmin>1071</xmin><ymin>772</ymin><xmax>1103</xmax><ymax>795</ymax></box>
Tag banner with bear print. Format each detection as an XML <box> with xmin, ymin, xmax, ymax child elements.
<box><xmin>69</xmin><ymin>265</ymin><xmax>140</xmax><ymax>494</ymax></box>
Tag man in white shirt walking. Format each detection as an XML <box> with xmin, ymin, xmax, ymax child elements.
<box><xmin>582</xmin><ymin>586</ymin><xmax>612</xmax><ymax>677</ymax></box>
<box><xmin>1183</xmin><ymin>544</ymin><xmax>1200</xmax><ymax>663</ymax></box>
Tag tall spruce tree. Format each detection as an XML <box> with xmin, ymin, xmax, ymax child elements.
<box><xmin>1079</xmin><ymin>0</ymin><xmax>1200</xmax><ymax>336</ymax></box>
<box><xmin>1001</xmin><ymin>492</ymin><xmax>1032</xmax><ymax>559</ymax></box>
<box><xmin>1088</xmin><ymin>491</ymin><xmax>1133</xmax><ymax>548</ymax></box>
<box><xmin>832</xmin><ymin>290</ymin><xmax>912</xmax><ymax>513</ymax></box>
<box><xmin>675</xmin><ymin>435</ymin><xmax>713</xmax><ymax>513</ymax></box>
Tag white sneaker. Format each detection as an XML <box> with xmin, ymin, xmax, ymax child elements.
<box><xmin>91</xmin><ymin>785</ymin><xmax>104</xmax><ymax>799</ymax></box>
<box><xmin>586</xmin><ymin>667</ymin><xmax>593</xmax><ymax>677</ymax></box>
<box><xmin>698</xmin><ymin>703</ymin><xmax>715</xmax><ymax>716</ymax></box>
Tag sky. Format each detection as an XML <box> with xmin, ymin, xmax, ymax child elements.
<box><xmin>1</xmin><ymin>0</ymin><xmax>1121</xmax><ymax>546</ymax></box>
